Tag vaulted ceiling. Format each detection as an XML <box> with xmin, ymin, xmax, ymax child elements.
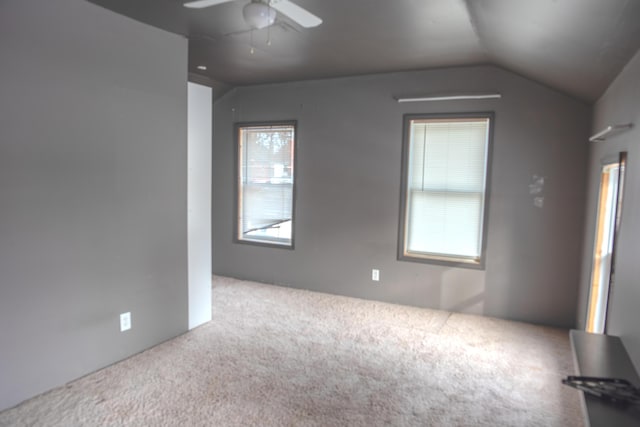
<box><xmin>87</xmin><ymin>0</ymin><xmax>640</xmax><ymax>102</ymax></box>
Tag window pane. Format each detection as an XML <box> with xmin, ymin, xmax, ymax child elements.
<box><xmin>237</xmin><ymin>123</ymin><xmax>295</xmax><ymax>247</ymax></box>
<box><xmin>409</xmin><ymin>120</ymin><xmax>488</xmax><ymax>192</ymax></box>
<box><xmin>407</xmin><ymin>190</ymin><xmax>483</xmax><ymax>258</ymax></box>
<box><xmin>401</xmin><ymin>115</ymin><xmax>491</xmax><ymax>265</ymax></box>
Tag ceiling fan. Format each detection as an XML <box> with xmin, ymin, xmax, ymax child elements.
<box><xmin>183</xmin><ymin>0</ymin><xmax>322</xmax><ymax>30</ymax></box>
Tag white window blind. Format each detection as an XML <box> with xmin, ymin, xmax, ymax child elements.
<box><xmin>402</xmin><ymin>116</ymin><xmax>490</xmax><ymax>264</ymax></box>
<box><xmin>237</xmin><ymin>123</ymin><xmax>295</xmax><ymax>247</ymax></box>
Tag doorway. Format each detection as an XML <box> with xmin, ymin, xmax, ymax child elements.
<box><xmin>585</xmin><ymin>152</ymin><xmax>627</xmax><ymax>334</ymax></box>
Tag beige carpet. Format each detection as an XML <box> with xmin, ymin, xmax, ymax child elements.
<box><xmin>0</xmin><ymin>276</ymin><xmax>584</xmax><ymax>426</ymax></box>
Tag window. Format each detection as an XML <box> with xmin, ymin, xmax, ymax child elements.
<box><xmin>586</xmin><ymin>152</ymin><xmax>627</xmax><ymax>334</ymax></box>
<box><xmin>235</xmin><ymin>121</ymin><xmax>296</xmax><ymax>248</ymax></box>
<box><xmin>398</xmin><ymin>113</ymin><xmax>493</xmax><ymax>267</ymax></box>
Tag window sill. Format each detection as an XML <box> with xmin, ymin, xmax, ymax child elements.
<box><xmin>398</xmin><ymin>253</ymin><xmax>484</xmax><ymax>270</ymax></box>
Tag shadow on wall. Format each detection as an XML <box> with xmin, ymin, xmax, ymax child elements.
<box><xmin>440</xmin><ymin>268</ymin><xmax>486</xmax><ymax>314</ymax></box>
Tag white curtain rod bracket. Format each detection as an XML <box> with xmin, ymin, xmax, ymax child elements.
<box><xmin>589</xmin><ymin>123</ymin><xmax>633</xmax><ymax>142</ymax></box>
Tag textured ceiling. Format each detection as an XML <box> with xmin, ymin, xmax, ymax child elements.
<box><xmin>87</xmin><ymin>0</ymin><xmax>640</xmax><ymax>102</ymax></box>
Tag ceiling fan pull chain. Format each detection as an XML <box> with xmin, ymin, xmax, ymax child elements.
<box><xmin>267</xmin><ymin>18</ymin><xmax>272</xmax><ymax>46</ymax></box>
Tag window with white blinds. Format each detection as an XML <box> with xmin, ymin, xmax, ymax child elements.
<box><xmin>399</xmin><ymin>114</ymin><xmax>492</xmax><ymax>266</ymax></box>
<box><xmin>236</xmin><ymin>122</ymin><xmax>296</xmax><ymax>248</ymax></box>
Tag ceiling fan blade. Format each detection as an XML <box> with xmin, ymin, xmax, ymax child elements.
<box><xmin>183</xmin><ymin>0</ymin><xmax>234</xmax><ymax>9</ymax></box>
<box><xmin>270</xmin><ymin>0</ymin><xmax>322</xmax><ymax>28</ymax></box>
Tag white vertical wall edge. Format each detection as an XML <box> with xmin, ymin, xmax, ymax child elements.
<box><xmin>188</xmin><ymin>82</ymin><xmax>213</xmax><ymax>329</ymax></box>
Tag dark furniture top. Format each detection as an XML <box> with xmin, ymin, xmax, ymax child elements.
<box><xmin>569</xmin><ymin>330</ymin><xmax>640</xmax><ymax>426</ymax></box>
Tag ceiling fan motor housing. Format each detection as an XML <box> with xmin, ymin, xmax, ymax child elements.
<box><xmin>243</xmin><ymin>1</ymin><xmax>276</xmax><ymax>29</ymax></box>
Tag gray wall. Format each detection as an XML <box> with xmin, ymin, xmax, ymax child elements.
<box><xmin>577</xmin><ymin>49</ymin><xmax>640</xmax><ymax>370</ymax></box>
<box><xmin>0</xmin><ymin>0</ymin><xmax>188</xmax><ymax>411</ymax></box>
<box><xmin>213</xmin><ymin>66</ymin><xmax>590</xmax><ymax>328</ymax></box>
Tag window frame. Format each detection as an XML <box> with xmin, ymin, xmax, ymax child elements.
<box><xmin>233</xmin><ymin>120</ymin><xmax>298</xmax><ymax>250</ymax></box>
<box><xmin>397</xmin><ymin>112</ymin><xmax>494</xmax><ymax>269</ymax></box>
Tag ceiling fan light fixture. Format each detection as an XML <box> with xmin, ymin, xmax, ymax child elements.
<box><xmin>243</xmin><ymin>2</ymin><xmax>276</xmax><ymax>29</ymax></box>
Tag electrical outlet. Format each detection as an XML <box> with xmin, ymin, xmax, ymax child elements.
<box><xmin>120</xmin><ymin>312</ymin><xmax>131</xmax><ymax>332</ymax></box>
<box><xmin>372</xmin><ymin>269</ymin><xmax>380</xmax><ymax>281</ymax></box>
